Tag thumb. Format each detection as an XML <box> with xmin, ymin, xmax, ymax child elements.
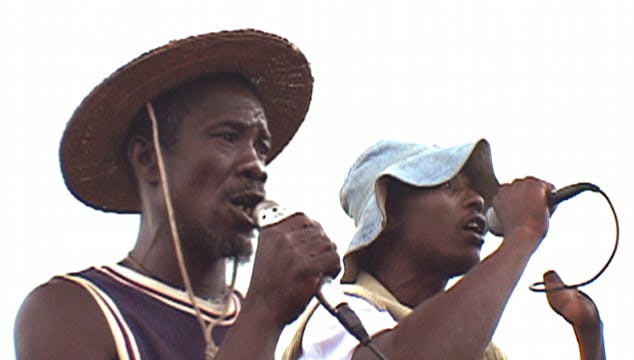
<box><xmin>543</xmin><ymin>270</ymin><xmax>564</xmax><ymax>289</ymax></box>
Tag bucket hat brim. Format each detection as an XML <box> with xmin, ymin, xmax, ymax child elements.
<box><xmin>340</xmin><ymin>139</ymin><xmax>499</xmax><ymax>282</ymax></box>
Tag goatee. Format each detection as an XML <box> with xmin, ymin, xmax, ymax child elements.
<box><xmin>183</xmin><ymin>230</ymin><xmax>254</xmax><ymax>263</ymax></box>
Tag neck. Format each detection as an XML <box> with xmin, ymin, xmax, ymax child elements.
<box><xmin>125</xmin><ymin>240</ymin><xmax>231</xmax><ymax>301</ymax></box>
<box><xmin>371</xmin><ymin>261</ymin><xmax>448</xmax><ymax>308</ymax></box>
<box><xmin>367</xmin><ymin>234</ymin><xmax>449</xmax><ymax>307</ymax></box>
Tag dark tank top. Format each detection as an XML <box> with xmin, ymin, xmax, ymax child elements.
<box><xmin>59</xmin><ymin>264</ymin><xmax>242</xmax><ymax>359</ymax></box>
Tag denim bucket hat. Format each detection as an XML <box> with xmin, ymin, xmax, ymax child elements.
<box><xmin>339</xmin><ymin>139</ymin><xmax>499</xmax><ymax>282</ymax></box>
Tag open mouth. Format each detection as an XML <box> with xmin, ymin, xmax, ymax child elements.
<box><xmin>463</xmin><ymin>215</ymin><xmax>487</xmax><ymax>236</ymax></box>
<box><xmin>229</xmin><ymin>191</ymin><xmax>265</xmax><ymax>223</ymax></box>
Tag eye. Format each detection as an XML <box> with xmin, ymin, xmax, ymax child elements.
<box><xmin>208</xmin><ymin>130</ymin><xmax>239</xmax><ymax>143</ymax></box>
<box><xmin>256</xmin><ymin>139</ymin><xmax>271</xmax><ymax>157</ymax></box>
<box><xmin>438</xmin><ymin>180</ymin><xmax>453</xmax><ymax>190</ymax></box>
<box><xmin>221</xmin><ymin>132</ymin><xmax>238</xmax><ymax>143</ymax></box>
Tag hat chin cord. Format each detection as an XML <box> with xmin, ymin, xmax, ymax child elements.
<box><xmin>147</xmin><ymin>102</ymin><xmax>237</xmax><ymax>360</ymax></box>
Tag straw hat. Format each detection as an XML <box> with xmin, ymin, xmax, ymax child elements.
<box><xmin>60</xmin><ymin>29</ymin><xmax>313</xmax><ymax>213</ymax></box>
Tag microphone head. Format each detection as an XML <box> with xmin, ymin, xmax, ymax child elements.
<box><xmin>485</xmin><ymin>207</ymin><xmax>504</xmax><ymax>237</ymax></box>
<box><xmin>252</xmin><ymin>200</ymin><xmax>294</xmax><ymax>228</ymax></box>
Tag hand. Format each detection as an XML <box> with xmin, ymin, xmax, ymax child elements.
<box><xmin>543</xmin><ymin>270</ymin><xmax>605</xmax><ymax>360</ymax></box>
<box><xmin>543</xmin><ymin>270</ymin><xmax>601</xmax><ymax>329</ymax></box>
<box><xmin>491</xmin><ymin>176</ymin><xmax>554</xmax><ymax>245</ymax></box>
<box><xmin>246</xmin><ymin>213</ymin><xmax>341</xmax><ymax>325</ymax></box>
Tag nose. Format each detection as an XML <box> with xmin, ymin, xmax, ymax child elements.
<box><xmin>465</xmin><ymin>189</ymin><xmax>485</xmax><ymax>213</ymax></box>
<box><xmin>236</xmin><ymin>145</ymin><xmax>268</xmax><ymax>184</ymax></box>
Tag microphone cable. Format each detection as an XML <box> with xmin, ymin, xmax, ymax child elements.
<box><xmin>253</xmin><ymin>200</ymin><xmax>389</xmax><ymax>360</ymax></box>
<box><xmin>528</xmin><ymin>183</ymin><xmax>620</xmax><ymax>292</ymax></box>
<box><xmin>316</xmin><ymin>292</ymin><xmax>389</xmax><ymax>360</ymax></box>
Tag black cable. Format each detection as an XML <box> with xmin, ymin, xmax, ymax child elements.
<box><xmin>318</xmin><ymin>298</ymin><xmax>389</xmax><ymax>360</ymax></box>
<box><xmin>318</xmin><ymin>184</ymin><xmax>620</xmax><ymax>358</ymax></box>
<box><xmin>253</xmin><ymin>201</ymin><xmax>389</xmax><ymax>359</ymax></box>
<box><xmin>529</xmin><ymin>185</ymin><xmax>619</xmax><ymax>292</ymax></box>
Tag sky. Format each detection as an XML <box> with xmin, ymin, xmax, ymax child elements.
<box><xmin>2</xmin><ymin>0</ymin><xmax>632</xmax><ymax>358</ymax></box>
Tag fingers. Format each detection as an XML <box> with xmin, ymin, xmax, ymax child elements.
<box><xmin>543</xmin><ymin>270</ymin><xmax>573</xmax><ymax>321</ymax></box>
<box><xmin>543</xmin><ymin>270</ymin><xmax>568</xmax><ymax>307</ymax></box>
<box><xmin>503</xmin><ymin>176</ymin><xmax>552</xmax><ymax>199</ymax></box>
<box><xmin>314</xmin><ymin>246</ymin><xmax>342</xmax><ymax>279</ymax></box>
<box><xmin>289</xmin><ymin>217</ymin><xmax>341</xmax><ymax>279</ymax></box>
<box><xmin>492</xmin><ymin>176</ymin><xmax>553</xmax><ymax>240</ymax></box>
<box><xmin>249</xmin><ymin>213</ymin><xmax>341</xmax><ymax>324</ymax></box>
<box><xmin>258</xmin><ymin>213</ymin><xmax>340</xmax><ymax>279</ymax></box>
<box><xmin>543</xmin><ymin>270</ymin><xmax>564</xmax><ymax>289</ymax></box>
<box><xmin>520</xmin><ymin>176</ymin><xmax>555</xmax><ymax>190</ymax></box>
<box><xmin>542</xmin><ymin>270</ymin><xmax>602</xmax><ymax>328</ymax></box>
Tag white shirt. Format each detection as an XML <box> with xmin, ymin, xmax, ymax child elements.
<box><xmin>299</xmin><ymin>294</ymin><xmax>397</xmax><ymax>360</ymax></box>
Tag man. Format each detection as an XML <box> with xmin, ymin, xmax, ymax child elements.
<box><xmin>285</xmin><ymin>139</ymin><xmax>605</xmax><ymax>359</ymax></box>
<box><xmin>14</xmin><ymin>29</ymin><xmax>340</xmax><ymax>359</ymax></box>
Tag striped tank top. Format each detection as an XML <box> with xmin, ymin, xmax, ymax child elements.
<box><xmin>59</xmin><ymin>264</ymin><xmax>243</xmax><ymax>359</ymax></box>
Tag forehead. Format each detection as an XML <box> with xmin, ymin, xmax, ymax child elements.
<box><xmin>182</xmin><ymin>76</ymin><xmax>269</xmax><ymax>129</ymax></box>
<box><xmin>451</xmin><ymin>170</ymin><xmax>474</xmax><ymax>186</ymax></box>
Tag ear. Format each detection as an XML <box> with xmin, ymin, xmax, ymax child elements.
<box><xmin>128</xmin><ymin>135</ymin><xmax>159</xmax><ymax>186</ymax></box>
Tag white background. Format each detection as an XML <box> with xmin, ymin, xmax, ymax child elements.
<box><xmin>2</xmin><ymin>1</ymin><xmax>632</xmax><ymax>358</ymax></box>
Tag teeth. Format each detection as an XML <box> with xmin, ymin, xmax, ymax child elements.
<box><xmin>466</xmin><ymin>221</ymin><xmax>482</xmax><ymax>232</ymax></box>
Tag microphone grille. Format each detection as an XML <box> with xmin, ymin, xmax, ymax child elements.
<box><xmin>252</xmin><ymin>200</ymin><xmax>294</xmax><ymax>228</ymax></box>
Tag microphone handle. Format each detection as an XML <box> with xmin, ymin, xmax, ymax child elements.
<box><xmin>252</xmin><ymin>200</ymin><xmax>375</xmax><ymax>346</ymax></box>
<box><xmin>252</xmin><ymin>200</ymin><xmax>346</xmax><ymax>308</ymax></box>
<box><xmin>486</xmin><ymin>182</ymin><xmax>600</xmax><ymax>236</ymax></box>
<box><xmin>550</xmin><ymin>182</ymin><xmax>600</xmax><ymax>205</ymax></box>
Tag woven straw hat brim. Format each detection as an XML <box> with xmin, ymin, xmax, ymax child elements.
<box><xmin>60</xmin><ymin>29</ymin><xmax>313</xmax><ymax>213</ymax></box>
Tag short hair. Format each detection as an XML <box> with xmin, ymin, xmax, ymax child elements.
<box><xmin>127</xmin><ymin>73</ymin><xmax>260</xmax><ymax>150</ymax></box>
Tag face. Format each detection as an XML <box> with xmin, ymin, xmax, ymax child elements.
<box><xmin>384</xmin><ymin>171</ymin><xmax>487</xmax><ymax>277</ymax></box>
<box><xmin>159</xmin><ymin>78</ymin><xmax>271</xmax><ymax>261</ymax></box>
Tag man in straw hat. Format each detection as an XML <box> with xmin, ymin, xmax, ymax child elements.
<box><xmin>15</xmin><ymin>29</ymin><xmax>340</xmax><ymax>359</ymax></box>
<box><xmin>284</xmin><ymin>139</ymin><xmax>605</xmax><ymax>359</ymax></box>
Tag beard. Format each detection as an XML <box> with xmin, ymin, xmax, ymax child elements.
<box><xmin>179</xmin><ymin>224</ymin><xmax>255</xmax><ymax>264</ymax></box>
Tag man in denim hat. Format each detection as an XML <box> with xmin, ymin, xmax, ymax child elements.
<box><xmin>285</xmin><ymin>139</ymin><xmax>605</xmax><ymax>359</ymax></box>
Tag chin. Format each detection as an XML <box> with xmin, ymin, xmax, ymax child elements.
<box><xmin>183</xmin><ymin>228</ymin><xmax>255</xmax><ymax>262</ymax></box>
<box><xmin>448</xmin><ymin>256</ymin><xmax>480</xmax><ymax>278</ymax></box>
<box><xmin>220</xmin><ymin>234</ymin><xmax>254</xmax><ymax>262</ymax></box>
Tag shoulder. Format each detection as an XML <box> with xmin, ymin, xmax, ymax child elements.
<box><xmin>14</xmin><ymin>275</ymin><xmax>116</xmax><ymax>359</ymax></box>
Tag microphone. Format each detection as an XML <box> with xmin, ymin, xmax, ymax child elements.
<box><xmin>252</xmin><ymin>200</ymin><xmax>374</xmax><ymax>346</ymax></box>
<box><xmin>486</xmin><ymin>182</ymin><xmax>601</xmax><ymax>236</ymax></box>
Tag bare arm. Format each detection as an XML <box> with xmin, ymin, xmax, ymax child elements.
<box><xmin>353</xmin><ymin>177</ymin><xmax>553</xmax><ymax>360</ymax></box>
<box><xmin>544</xmin><ymin>270</ymin><xmax>606</xmax><ymax>360</ymax></box>
<box><xmin>14</xmin><ymin>278</ymin><xmax>116</xmax><ymax>360</ymax></box>
<box><xmin>16</xmin><ymin>214</ymin><xmax>338</xmax><ymax>360</ymax></box>
<box><xmin>216</xmin><ymin>213</ymin><xmax>340</xmax><ymax>360</ymax></box>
